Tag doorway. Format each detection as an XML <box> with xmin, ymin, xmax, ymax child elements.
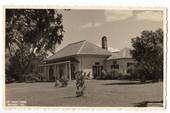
<box><xmin>92</xmin><ymin>62</ymin><xmax>103</xmax><ymax>79</ymax></box>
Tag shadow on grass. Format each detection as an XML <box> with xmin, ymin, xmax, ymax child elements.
<box><xmin>64</xmin><ymin>95</ymin><xmax>87</xmax><ymax>99</ymax></box>
<box><xmin>64</xmin><ymin>96</ymin><xmax>78</xmax><ymax>99</ymax></box>
<box><xmin>102</xmin><ymin>81</ymin><xmax>153</xmax><ymax>85</ymax></box>
<box><xmin>133</xmin><ymin>100</ymin><xmax>163</xmax><ymax>107</ymax></box>
<box><xmin>54</xmin><ymin>85</ymin><xmax>68</xmax><ymax>88</ymax></box>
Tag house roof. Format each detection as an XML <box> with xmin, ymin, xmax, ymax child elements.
<box><xmin>45</xmin><ymin>40</ymin><xmax>112</xmax><ymax>61</ymax></box>
<box><xmin>107</xmin><ymin>48</ymin><xmax>132</xmax><ymax>60</ymax></box>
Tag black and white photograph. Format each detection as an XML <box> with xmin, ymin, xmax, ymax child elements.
<box><xmin>4</xmin><ymin>8</ymin><xmax>166</xmax><ymax>107</ymax></box>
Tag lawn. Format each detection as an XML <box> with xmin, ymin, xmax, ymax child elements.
<box><xmin>5</xmin><ymin>80</ymin><xmax>163</xmax><ymax>107</ymax></box>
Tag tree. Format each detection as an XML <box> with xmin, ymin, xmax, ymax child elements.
<box><xmin>131</xmin><ymin>28</ymin><xmax>163</xmax><ymax>82</ymax></box>
<box><xmin>6</xmin><ymin>9</ymin><xmax>64</xmax><ymax>81</ymax></box>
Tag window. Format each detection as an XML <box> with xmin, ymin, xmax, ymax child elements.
<box><xmin>127</xmin><ymin>62</ymin><xmax>134</xmax><ymax>68</ymax></box>
<box><xmin>114</xmin><ymin>64</ymin><xmax>119</xmax><ymax>69</ymax></box>
<box><xmin>95</xmin><ymin>62</ymin><xmax>100</xmax><ymax>65</ymax></box>
<box><xmin>111</xmin><ymin>62</ymin><xmax>119</xmax><ymax>69</ymax></box>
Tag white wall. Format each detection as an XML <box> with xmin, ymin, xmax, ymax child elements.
<box><xmin>76</xmin><ymin>55</ymin><xmax>107</xmax><ymax>78</ymax></box>
<box><xmin>105</xmin><ymin>58</ymin><xmax>135</xmax><ymax>75</ymax></box>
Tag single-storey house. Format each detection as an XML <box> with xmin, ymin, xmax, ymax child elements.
<box><xmin>39</xmin><ymin>36</ymin><xmax>135</xmax><ymax>81</ymax></box>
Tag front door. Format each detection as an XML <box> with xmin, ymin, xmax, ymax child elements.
<box><xmin>92</xmin><ymin>62</ymin><xmax>103</xmax><ymax>79</ymax></box>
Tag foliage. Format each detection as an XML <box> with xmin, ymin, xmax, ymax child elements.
<box><xmin>59</xmin><ymin>75</ymin><xmax>68</xmax><ymax>87</ymax></box>
<box><xmin>23</xmin><ymin>72</ymin><xmax>45</xmax><ymax>83</ymax></box>
<box><xmin>126</xmin><ymin>65</ymin><xmax>140</xmax><ymax>80</ymax></box>
<box><xmin>102</xmin><ymin>70</ymin><xmax>123</xmax><ymax>80</ymax></box>
<box><xmin>6</xmin><ymin>75</ymin><xmax>17</xmax><ymax>84</ymax></box>
<box><xmin>131</xmin><ymin>28</ymin><xmax>163</xmax><ymax>82</ymax></box>
<box><xmin>6</xmin><ymin>9</ymin><xmax>64</xmax><ymax>81</ymax></box>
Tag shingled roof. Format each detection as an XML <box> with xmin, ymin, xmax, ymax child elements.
<box><xmin>45</xmin><ymin>40</ymin><xmax>112</xmax><ymax>61</ymax></box>
<box><xmin>107</xmin><ymin>48</ymin><xmax>132</xmax><ymax>60</ymax></box>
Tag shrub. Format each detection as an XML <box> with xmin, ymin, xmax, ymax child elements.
<box><xmin>102</xmin><ymin>70</ymin><xmax>123</xmax><ymax>80</ymax></box>
<box><xmin>112</xmin><ymin>71</ymin><xmax>123</xmax><ymax>80</ymax></box>
<box><xmin>23</xmin><ymin>72</ymin><xmax>44</xmax><ymax>83</ymax></box>
<box><xmin>6</xmin><ymin>76</ymin><xmax>16</xmax><ymax>84</ymax></box>
<box><xmin>127</xmin><ymin>63</ymin><xmax>153</xmax><ymax>82</ymax></box>
<box><xmin>127</xmin><ymin>65</ymin><xmax>140</xmax><ymax>80</ymax></box>
<box><xmin>59</xmin><ymin>75</ymin><xmax>68</xmax><ymax>87</ymax></box>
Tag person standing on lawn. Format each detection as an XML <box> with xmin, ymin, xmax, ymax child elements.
<box><xmin>75</xmin><ymin>71</ymin><xmax>86</xmax><ymax>97</ymax></box>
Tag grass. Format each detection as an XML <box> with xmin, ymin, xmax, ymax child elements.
<box><xmin>5</xmin><ymin>80</ymin><xmax>163</xmax><ymax>107</ymax></box>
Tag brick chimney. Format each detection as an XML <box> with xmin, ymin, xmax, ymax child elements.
<box><xmin>102</xmin><ymin>36</ymin><xmax>108</xmax><ymax>50</ymax></box>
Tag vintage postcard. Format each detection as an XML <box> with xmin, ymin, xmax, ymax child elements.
<box><xmin>3</xmin><ymin>6</ymin><xmax>167</xmax><ymax>109</ymax></box>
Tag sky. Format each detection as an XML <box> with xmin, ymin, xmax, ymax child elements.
<box><xmin>55</xmin><ymin>9</ymin><xmax>163</xmax><ymax>52</ymax></box>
